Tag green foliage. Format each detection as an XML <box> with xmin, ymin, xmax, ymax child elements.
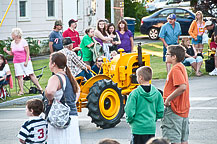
<box><xmin>124</xmin><ymin>0</ymin><xmax>148</xmax><ymax>31</ymax></box>
<box><xmin>0</xmin><ymin>37</ymin><xmax>49</xmax><ymax>56</ymax></box>
<box><xmin>105</xmin><ymin>0</ymin><xmax>111</xmax><ymax>22</ymax></box>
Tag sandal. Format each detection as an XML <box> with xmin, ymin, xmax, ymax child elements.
<box><xmin>18</xmin><ymin>92</ymin><xmax>24</xmax><ymax>96</ymax></box>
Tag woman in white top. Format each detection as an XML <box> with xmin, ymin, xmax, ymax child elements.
<box><xmin>45</xmin><ymin>52</ymin><xmax>81</xmax><ymax>144</ymax></box>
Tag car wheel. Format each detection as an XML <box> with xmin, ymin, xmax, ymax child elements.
<box><xmin>148</xmin><ymin>28</ymin><xmax>159</xmax><ymax>40</ymax></box>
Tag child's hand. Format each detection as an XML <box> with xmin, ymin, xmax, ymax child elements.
<box><xmin>3</xmin><ymin>47</ymin><xmax>7</xmax><ymax>52</ymax></box>
<box><xmin>164</xmin><ymin>98</ymin><xmax>171</xmax><ymax>107</ymax></box>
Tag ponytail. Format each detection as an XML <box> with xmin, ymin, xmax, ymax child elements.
<box><xmin>65</xmin><ymin>66</ymin><xmax>79</xmax><ymax>94</ymax></box>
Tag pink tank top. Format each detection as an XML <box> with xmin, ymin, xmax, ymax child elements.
<box><xmin>11</xmin><ymin>39</ymin><xmax>31</xmax><ymax>63</ymax></box>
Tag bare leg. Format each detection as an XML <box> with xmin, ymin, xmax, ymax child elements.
<box><xmin>166</xmin><ymin>62</ymin><xmax>171</xmax><ymax>73</ymax></box>
<box><xmin>17</xmin><ymin>76</ymin><xmax>24</xmax><ymax>95</ymax></box>
<box><xmin>196</xmin><ymin>61</ymin><xmax>203</xmax><ymax>73</ymax></box>
<box><xmin>29</xmin><ymin>74</ymin><xmax>42</xmax><ymax>91</ymax></box>
<box><xmin>194</xmin><ymin>44</ymin><xmax>200</xmax><ymax>53</ymax></box>
<box><xmin>181</xmin><ymin>141</ymin><xmax>188</xmax><ymax>144</ymax></box>
<box><xmin>215</xmin><ymin>55</ymin><xmax>217</xmax><ymax>68</ymax></box>
<box><xmin>198</xmin><ymin>43</ymin><xmax>203</xmax><ymax>53</ymax></box>
<box><xmin>191</xmin><ymin>62</ymin><xmax>197</xmax><ymax>71</ymax></box>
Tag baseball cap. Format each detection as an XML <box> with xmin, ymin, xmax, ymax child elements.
<box><xmin>62</xmin><ymin>37</ymin><xmax>75</xmax><ymax>46</ymax></box>
<box><xmin>168</xmin><ymin>14</ymin><xmax>176</xmax><ymax>19</ymax></box>
<box><xmin>55</xmin><ymin>20</ymin><xmax>62</xmax><ymax>26</ymax></box>
<box><xmin>204</xmin><ymin>21</ymin><xmax>213</xmax><ymax>27</ymax></box>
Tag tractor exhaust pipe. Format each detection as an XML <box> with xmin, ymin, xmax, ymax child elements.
<box><xmin>137</xmin><ymin>42</ymin><xmax>143</xmax><ymax>67</ymax></box>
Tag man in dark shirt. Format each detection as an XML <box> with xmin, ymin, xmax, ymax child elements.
<box><xmin>49</xmin><ymin>20</ymin><xmax>63</xmax><ymax>53</ymax></box>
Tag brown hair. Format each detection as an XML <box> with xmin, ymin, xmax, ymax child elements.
<box><xmin>107</xmin><ymin>23</ymin><xmax>116</xmax><ymax>35</ymax></box>
<box><xmin>180</xmin><ymin>37</ymin><xmax>190</xmax><ymax>49</ymax></box>
<box><xmin>168</xmin><ymin>45</ymin><xmax>186</xmax><ymax>62</ymax></box>
<box><xmin>51</xmin><ymin>52</ymin><xmax>79</xmax><ymax>93</ymax></box>
<box><xmin>97</xmin><ymin>19</ymin><xmax>107</xmax><ymax>36</ymax></box>
<box><xmin>136</xmin><ymin>66</ymin><xmax>152</xmax><ymax>81</ymax></box>
<box><xmin>117</xmin><ymin>20</ymin><xmax>128</xmax><ymax>31</ymax></box>
<box><xmin>146</xmin><ymin>137</ymin><xmax>169</xmax><ymax>144</ymax></box>
<box><xmin>26</xmin><ymin>98</ymin><xmax>44</xmax><ymax>116</ymax></box>
<box><xmin>98</xmin><ymin>138</ymin><xmax>120</xmax><ymax>144</ymax></box>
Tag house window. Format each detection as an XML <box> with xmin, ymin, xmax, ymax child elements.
<box><xmin>19</xmin><ymin>1</ymin><xmax>26</xmax><ymax>17</ymax></box>
<box><xmin>46</xmin><ymin>0</ymin><xmax>58</xmax><ymax>20</ymax></box>
<box><xmin>48</xmin><ymin>0</ymin><xmax>54</xmax><ymax>17</ymax></box>
<box><xmin>18</xmin><ymin>0</ymin><xmax>31</xmax><ymax>21</ymax></box>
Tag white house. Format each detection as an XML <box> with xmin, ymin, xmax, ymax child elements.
<box><xmin>0</xmin><ymin>0</ymin><xmax>105</xmax><ymax>40</ymax></box>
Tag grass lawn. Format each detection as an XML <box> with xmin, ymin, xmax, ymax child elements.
<box><xmin>0</xmin><ymin>42</ymin><xmax>210</xmax><ymax>102</ymax></box>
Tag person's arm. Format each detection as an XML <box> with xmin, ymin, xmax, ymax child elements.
<box><xmin>94</xmin><ymin>30</ymin><xmax>112</xmax><ymax>41</ymax></box>
<box><xmin>164</xmin><ymin>84</ymin><xmax>187</xmax><ymax>107</ymax></box>
<box><xmin>49</xmin><ymin>42</ymin><xmax>54</xmax><ymax>53</ymax></box>
<box><xmin>124</xmin><ymin>91</ymin><xmax>137</xmax><ymax>123</ymax></box>
<box><xmin>45</xmin><ymin>75</ymin><xmax>59</xmax><ymax>104</ymax></box>
<box><xmin>24</xmin><ymin>46</ymin><xmax>30</xmax><ymax>67</ymax></box>
<box><xmin>116</xmin><ymin>32</ymin><xmax>121</xmax><ymax>45</ymax></box>
<box><xmin>70</xmin><ymin>52</ymin><xmax>87</xmax><ymax>70</ymax></box>
<box><xmin>130</xmin><ymin>37</ymin><xmax>134</xmax><ymax>52</ymax></box>
<box><xmin>3</xmin><ymin>47</ymin><xmax>13</xmax><ymax>55</ymax></box>
<box><xmin>177</xmin><ymin>35</ymin><xmax>180</xmax><ymax>44</ymax></box>
<box><xmin>156</xmin><ymin>92</ymin><xmax>164</xmax><ymax>119</ymax></box>
<box><xmin>188</xmin><ymin>20</ymin><xmax>197</xmax><ymax>39</ymax></box>
<box><xmin>160</xmin><ymin>38</ymin><xmax>168</xmax><ymax>47</ymax></box>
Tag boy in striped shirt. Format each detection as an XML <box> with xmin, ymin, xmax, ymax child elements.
<box><xmin>17</xmin><ymin>98</ymin><xmax>47</xmax><ymax>144</ymax></box>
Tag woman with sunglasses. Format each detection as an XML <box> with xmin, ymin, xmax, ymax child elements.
<box><xmin>91</xmin><ymin>56</ymin><xmax>103</xmax><ymax>74</ymax></box>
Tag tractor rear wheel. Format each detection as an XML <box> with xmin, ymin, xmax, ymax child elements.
<box><xmin>87</xmin><ymin>79</ymin><xmax>123</xmax><ymax>129</ymax></box>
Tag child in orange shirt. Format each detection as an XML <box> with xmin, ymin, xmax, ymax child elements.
<box><xmin>161</xmin><ymin>45</ymin><xmax>190</xmax><ymax>144</ymax></box>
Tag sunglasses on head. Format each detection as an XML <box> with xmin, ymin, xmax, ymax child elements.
<box><xmin>97</xmin><ymin>60</ymin><xmax>103</xmax><ymax>62</ymax></box>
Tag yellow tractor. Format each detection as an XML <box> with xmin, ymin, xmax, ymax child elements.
<box><xmin>76</xmin><ymin>43</ymin><xmax>150</xmax><ymax>128</ymax></box>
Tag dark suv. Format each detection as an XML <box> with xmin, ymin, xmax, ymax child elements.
<box><xmin>140</xmin><ymin>8</ymin><xmax>195</xmax><ymax>40</ymax></box>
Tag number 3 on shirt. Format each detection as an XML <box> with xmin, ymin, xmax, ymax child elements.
<box><xmin>34</xmin><ymin>125</ymin><xmax>46</xmax><ymax>141</ymax></box>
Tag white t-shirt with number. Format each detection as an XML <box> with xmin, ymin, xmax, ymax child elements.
<box><xmin>17</xmin><ymin>116</ymin><xmax>48</xmax><ymax>144</ymax></box>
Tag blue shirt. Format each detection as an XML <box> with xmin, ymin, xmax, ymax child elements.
<box><xmin>159</xmin><ymin>22</ymin><xmax>182</xmax><ymax>45</ymax></box>
<box><xmin>49</xmin><ymin>30</ymin><xmax>63</xmax><ymax>51</ymax></box>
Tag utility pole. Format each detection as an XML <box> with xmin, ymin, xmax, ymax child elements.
<box><xmin>113</xmin><ymin>0</ymin><xmax>124</xmax><ymax>27</ymax></box>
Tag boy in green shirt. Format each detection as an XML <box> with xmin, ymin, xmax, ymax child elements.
<box><xmin>125</xmin><ymin>66</ymin><xmax>164</xmax><ymax>144</ymax></box>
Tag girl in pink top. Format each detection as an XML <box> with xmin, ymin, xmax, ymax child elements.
<box><xmin>3</xmin><ymin>28</ymin><xmax>43</xmax><ymax>96</ymax></box>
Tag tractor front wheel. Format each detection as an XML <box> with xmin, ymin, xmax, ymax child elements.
<box><xmin>87</xmin><ymin>79</ymin><xmax>123</xmax><ymax>129</ymax></box>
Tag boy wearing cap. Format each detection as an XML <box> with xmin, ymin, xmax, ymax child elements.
<box><xmin>205</xmin><ymin>21</ymin><xmax>217</xmax><ymax>75</ymax></box>
<box><xmin>159</xmin><ymin>14</ymin><xmax>182</xmax><ymax>73</ymax></box>
<box><xmin>49</xmin><ymin>20</ymin><xmax>63</xmax><ymax>53</ymax></box>
<box><xmin>63</xmin><ymin>19</ymin><xmax>81</xmax><ymax>50</ymax></box>
<box><xmin>59</xmin><ymin>37</ymin><xmax>92</xmax><ymax>80</ymax></box>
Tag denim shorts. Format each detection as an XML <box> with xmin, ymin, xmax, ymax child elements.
<box><xmin>161</xmin><ymin>106</ymin><xmax>189</xmax><ymax>143</ymax></box>
<box><xmin>192</xmin><ymin>35</ymin><xmax>202</xmax><ymax>45</ymax></box>
<box><xmin>183</xmin><ymin>56</ymin><xmax>203</xmax><ymax>65</ymax></box>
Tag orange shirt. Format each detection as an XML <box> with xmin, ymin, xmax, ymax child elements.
<box><xmin>188</xmin><ymin>20</ymin><xmax>205</xmax><ymax>39</ymax></box>
<box><xmin>163</xmin><ymin>63</ymin><xmax>190</xmax><ymax>118</ymax></box>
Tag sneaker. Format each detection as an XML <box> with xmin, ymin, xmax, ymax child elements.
<box><xmin>209</xmin><ymin>68</ymin><xmax>217</xmax><ymax>76</ymax></box>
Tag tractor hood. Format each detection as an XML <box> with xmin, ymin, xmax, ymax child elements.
<box><xmin>137</xmin><ymin>85</ymin><xmax>159</xmax><ymax>103</ymax></box>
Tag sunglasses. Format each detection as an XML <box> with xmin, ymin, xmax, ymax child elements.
<box><xmin>97</xmin><ymin>60</ymin><xmax>103</xmax><ymax>62</ymax></box>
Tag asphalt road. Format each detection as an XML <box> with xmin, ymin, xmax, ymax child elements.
<box><xmin>0</xmin><ymin>76</ymin><xmax>217</xmax><ymax>144</ymax></box>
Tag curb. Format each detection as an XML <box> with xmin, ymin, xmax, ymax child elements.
<box><xmin>0</xmin><ymin>95</ymin><xmax>43</xmax><ymax>108</ymax></box>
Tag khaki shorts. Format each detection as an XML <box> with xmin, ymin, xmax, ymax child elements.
<box><xmin>161</xmin><ymin>106</ymin><xmax>189</xmax><ymax>143</ymax></box>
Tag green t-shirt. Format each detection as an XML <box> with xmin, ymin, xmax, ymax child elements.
<box><xmin>80</xmin><ymin>35</ymin><xmax>94</xmax><ymax>61</ymax></box>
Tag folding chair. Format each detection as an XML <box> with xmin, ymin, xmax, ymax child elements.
<box><xmin>183</xmin><ymin>62</ymin><xmax>194</xmax><ymax>76</ymax></box>
<box><xmin>0</xmin><ymin>75</ymin><xmax>12</xmax><ymax>100</ymax></box>
<box><xmin>15</xmin><ymin>66</ymin><xmax>47</xmax><ymax>94</ymax></box>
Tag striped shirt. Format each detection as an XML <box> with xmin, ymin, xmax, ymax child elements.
<box><xmin>17</xmin><ymin>116</ymin><xmax>48</xmax><ymax>144</ymax></box>
<box><xmin>59</xmin><ymin>48</ymin><xmax>87</xmax><ymax>76</ymax></box>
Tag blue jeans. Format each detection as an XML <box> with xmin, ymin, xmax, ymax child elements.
<box><xmin>76</xmin><ymin>70</ymin><xmax>92</xmax><ymax>80</ymax></box>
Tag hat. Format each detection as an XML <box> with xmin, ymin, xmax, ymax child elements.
<box><xmin>204</xmin><ymin>21</ymin><xmax>212</xmax><ymax>27</ymax></box>
<box><xmin>168</xmin><ymin>14</ymin><xmax>176</xmax><ymax>19</ymax></box>
<box><xmin>69</xmin><ymin>19</ymin><xmax>78</xmax><ymax>23</ymax></box>
<box><xmin>55</xmin><ymin>20</ymin><xmax>62</xmax><ymax>26</ymax></box>
<box><xmin>62</xmin><ymin>37</ymin><xmax>75</xmax><ymax>46</ymax></box>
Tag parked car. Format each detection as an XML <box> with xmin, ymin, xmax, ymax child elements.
<box><xmin>140</xmin><ymin>7</ymin><xmax>195</xmax><ymax>40</ymax></box>
<box><xmin>164</xmin><ymin>0</ymin><xmax>190</xmax><ymax>8</ymax></box>
<box><xmin>145</xmin><ymin>0</ymin><xmax>168</xmax><ymax>12</ymax></box>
